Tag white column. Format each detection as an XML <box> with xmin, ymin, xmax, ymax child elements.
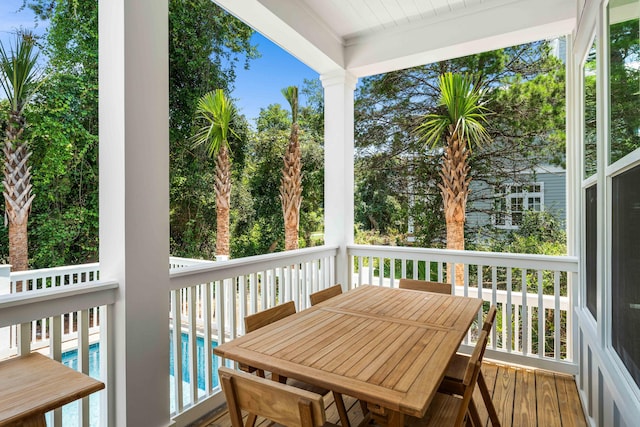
<box><xmin>99</xmin><ymin>1</ymin><xmax>170</xmax><ymax>426</ymax></box>
<box><xmin>320</xmin><ymin>71</ymin><xmax>357</xmax><ymax>288</ymax></box>
<box><xmin>0</xmin><ymin>264</ymin><xmax>11</xmax><ymax>358</ymax></box>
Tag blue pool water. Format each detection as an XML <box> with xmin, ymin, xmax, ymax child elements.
<box><xmin>54</xmin><ymin>334</ymin><xmax>218</xmax><ymax>426</ymax></box>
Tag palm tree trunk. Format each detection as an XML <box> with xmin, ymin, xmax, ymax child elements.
<box><xmin>8</xmin><ymin>220</ymin><xmax>28</xmax><ymax>270</ymax></box>
<box><xmin>439</xmin><ymin>132</ymin><xmax>470</xmax><ymax>286</ymax></box>
<box><xmin>4</xmin><ymin>111</ymin><xmax>34</xmax><ymax>288</ymax></box>
<box><xmin>214</xmin><ymin>144</ymin><xmax>231</xmax><ymax>259</ymax></box>
<box><xmin>281</xmin><ymin>123</ymin><xmax>302</xmax><ymax>251</ymax></box>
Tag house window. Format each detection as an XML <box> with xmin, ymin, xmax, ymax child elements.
<box><xmin>493</xmin><ymin>183</ymin><xmax>544</xmax><ymax>229</ymax></box>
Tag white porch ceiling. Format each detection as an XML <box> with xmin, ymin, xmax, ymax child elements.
<box><xmin>214</xmin><ymin>0</ymin><xmax>576</xmax><ymax>77</ymax></box>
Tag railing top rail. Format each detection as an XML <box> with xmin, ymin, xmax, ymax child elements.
<box><xmin>169</xmin><ymin>245</ymin><xmax>340</xmax><ymax>290</ymax></box>
<box><xmin>0</xmin><ymin>280</ymin><xmax>118</xmax><ymax>328</ymax></box>
<box><xmin>9</xmin><ymin>257</ymin><xmax>211</xmax><ymax>281</ymax></box>
<box><xmin>10</xmin><ymin>262</ymin><xmax>100</xmax><ymax>279</ymax></box>
<box><xmin>347</xmin><ymin>244</ymin><xmax>579</xmax><ymax>272</ymax></box>
<box><xmin>169</xmin><ymin>256</ymin><xmax>216</xmax><ymax>266</ymax></box>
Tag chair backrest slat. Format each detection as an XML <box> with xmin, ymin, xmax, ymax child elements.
<box><xmin>462</xmin><ymin>329</ymin><xmax>489</xmax><ymax>386</ymax></box>
<box><xmin>483</xmin><ymin>305</ymin><xmax>497</xmax><ymax>333</ymax></box>
<box><xmin>309</xmin><ymin>284</ymin><xmax>343</xmax><ymax>306</ymax></box>
<box><xmin>219</xmin><ymin>367</ymin><xmax>327</xmax><ymax>427</ymax></box>
<box><xmin>398</xmin><ymin>278</ymin><xmax>451</xmax><ymax>294</ymax></box>
<box><xmin>245</xmin><ymin>301</ymin><xmax>296</xmax><ymax>333</ymax></box>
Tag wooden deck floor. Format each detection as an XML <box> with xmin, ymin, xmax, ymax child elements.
<box><xmin>193</xmin><ymin>361</ymin><xmax>587</xmax><ymax>427</ymax></box>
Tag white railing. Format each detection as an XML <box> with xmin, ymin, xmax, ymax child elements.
<box><xmin>170</xmin><ymin>256</ymin><xmax>216</xmax><ymax>269</ymax></box>
<box><xmin>10</xmin><ymin>262</ymin><xmax>101</xmax><ymax>293</ymax></box>
<box><xmin>0</xmin><ymin>245</ymin><xmax>581</xmax><ymax>426</ymax></box>
<box><xmin>2</xmin><ymin>263</ymin><xmax>102</xmax><ymax>356</ymax></box>
<box><xmin>348</xmin><ymin>244</ymin><xmax>579</xmax><ymax>373</ymax></box>
<box><xmin>167</xmin><ymin>245</ymin><xmax>338</xmax><ymax>425</ymax></box>
<box><xmin>1</xmin><ymin>257</ymin><xmax>203</xmax><ymax>355</ymax></box>
<box><xmin>0</xmin><ymin>256</ymin><xmax>212</xmax><ymax>427</ymax></box>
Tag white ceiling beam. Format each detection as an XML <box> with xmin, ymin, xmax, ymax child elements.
<box><xmin>344</xmin><ymin>0</ymin><xmax>576</xmax><ymax>77</ymax></box>
<box><xmin>213</xmin><ymin>0</ymin><xmax>345</xmax><ymax>75</ymax></box>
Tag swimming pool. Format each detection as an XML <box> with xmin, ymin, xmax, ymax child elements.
<box><xmin>56</xmin><ymin>334</ymin><xmax>218</xmax><ymax>426</ymax></box>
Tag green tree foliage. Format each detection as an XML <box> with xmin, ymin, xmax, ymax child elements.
<box><xmin>355</xmin><ymin>41</ymin><xmax>566</xmax><ymax>250</ymax></box>
<box><xmin>471</xmin><ymin>210</ymin><xmax>566</xmax><ymax>256</ymax></box>
<box><xmin>18</xmin><ymin>1</ymin><xmax>100</xmax><ymax>268</ymax></box>
<box><xmin>583</xmin><ymin>41</ymin><xmax>597</xmax><ymax>178</ymax></box>
<box><xmin>1</xmin><ymin>1</ymin><xmax>256</xmax><ymax>265</ymax></box>
<box><xmin>168</xmin><ymin>0</ymin><xmax>256</xmax><ymax>259</ymax></box>
<box><xmin>233</xmin><ymin>80</ymin><xmax>324</xmax><ymax>256</ymax></box>
<box><xmin>609</xmin><ymin>18</ymin><xmax>640</xmax><ymax>163</ymax></box>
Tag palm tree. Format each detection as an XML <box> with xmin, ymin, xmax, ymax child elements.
<box><xmin>416</xmin><ymin>72</ymin><xmax>491</xmax><ymax>285</ymax></box>
<box><xmin>0</xmin><ymin>31</ymin><xmax>42</xmax><ymax>283</ymax></box>
<box><xmin>192</xmin><ymin>89</ymin><xmax>237</xmax><ymax>261</ymax></box>
<box><xmin>280</xmin><ymin>86</ymin><xmax>302</xmax><ymax>250</ymax></box>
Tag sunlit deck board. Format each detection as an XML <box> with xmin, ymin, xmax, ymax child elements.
<box><xmin>493</xmin><ymin>365</ymin><xmax>517</xmax><ymax>426</ymax></box>
<box><xmin>513</xmin><ymin>369</ymin><xmax>536</xmax><ymax>426</ymax></box>
<box><xmin>193</xmin><ymin>362</ymin><xmax>587</xmax><ymax>427</ymax></box>
<box><xmin>556</xmin><ymin>374</ymin><xmax>587</xmax><ymax>427</ymax></box>
<box><xmin>473</xmin><ymin>362</ymin><xmax>587</xmax><ymax>427</ymax></box>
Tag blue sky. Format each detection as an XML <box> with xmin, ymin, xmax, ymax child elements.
<box><xmin>229</xmin><ymin>33</ymin><xmax>319</xmax><ymax>123</ymax></box>
<box><xmin>0</xmin><ymin>1</ymin><xmax>319</xmax><ymax>123</ymax></box>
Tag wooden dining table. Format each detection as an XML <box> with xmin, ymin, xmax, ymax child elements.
<box><xmin>214</xmin><ymin>285</ymin><xmax>483</xmax><ymax>427</ymax></box>
<box><xmin>0</xmin><ymin>352</ymin><xmax>105</xmax><ymax>427</ymax></box>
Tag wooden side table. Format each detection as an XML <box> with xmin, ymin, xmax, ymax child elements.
<box><xmin>0</xmin><ymin>352</ymin><xmax>105</xmax><ymax>426</ymax></box>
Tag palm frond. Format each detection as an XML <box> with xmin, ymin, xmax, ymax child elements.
<box><xmin>416</xmin><ymin>72</ymin><xmax>491</xmax><ymax>150</ymax></box>
<box><xmin>191</xmin><ymin>89</ymin><xmax>238</xmax><ymax>158</ymax></box>
<box><xmin>281</xmin><ymin>85</ymin><xmax>298</xmax><ymax>124</ymax></box>
<box><xmin>0</xmin><ymin>31</ymin><xmax>43</xmax><ymax>113</ymax></box>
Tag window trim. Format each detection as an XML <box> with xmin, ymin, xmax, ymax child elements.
<box><xmin>492</xmin><ymin>182</ymin><xmax>545</xmax><ymax>229</ymax></box>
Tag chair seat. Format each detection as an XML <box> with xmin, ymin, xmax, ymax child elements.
<box><xmin>444</xmin><ymin>353</ymin><xmax>469</xmax><ymax>380</ymax></box>
<box><xmin>406</xmin><ymin>393</ymin><xmax>467</xmax><ymax>427</ymax></box>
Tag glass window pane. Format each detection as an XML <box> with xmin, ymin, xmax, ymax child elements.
<box><xmin>609</xmin><ymin>0</ymin><xmax>640</xmax><ymax>164</ymax></box>
<box><xmin>511</xmin><ymin>197</ymin><xmax>523</xmax><ymax>225</ymax></box>
<box><xmin>528</xmin><ymin>197</ymin><xmax>542</xmax><ymax>211</ymax></box>
<box><xmin>584</xmin><ymin>40</ymin><xmax>597</xmax><ymax>178</ymax></box>
<box><xmin>612</xmin><ymin>165</ymin><xmax>640</xmax><ymax>388</ymax></box>
<box><xmin>585</xmin><ymin>184</ymin><xmax>597</xmax><ymax>319</ymax></box>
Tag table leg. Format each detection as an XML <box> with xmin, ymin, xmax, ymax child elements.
<box><xmin>386</xmin><ymin>410</ymin><xmax>405</xmax><ymax>427</ymax></box>
<box><xmin>366</xmin><ymin>403</ymin><xmax>405</xmax><ymax>427</ymax></box>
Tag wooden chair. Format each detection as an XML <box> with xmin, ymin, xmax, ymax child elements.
<box><xmin>398</xmin><ymin>278</ymin><xmax>451</xmax><ymax>294</ymax></box>
<box><xmin>409</xmin><ymin>329</ymin><xmax>490</xmax><ymax>427</ymax></box>
<box><xmin>244</xmin><ymin>300</ymin><xmax>296</xmax><ymax>334</ymax></box>
<box><xmin>439</xmin><ymin>305</ymin><xmax>500</xmax><ymax>426</ymax></box>
<box><xmin>240</xmin><ymin>301</ymin><xmax>297</xmax><ymax>377</ymax></box>
<box><xmin>219</xmin><ymin>366</ymin><xmax>338</xmax><ymax>427</ymax></box>
<box><xmin>242</xmin><ymin>301</ymin><xmax>353</xmax><ymax>427</ymax></box>
<box><xmin>309</xmin><ymin>284</ymin><xmax>343</xmax><ymax>306</ymax></box>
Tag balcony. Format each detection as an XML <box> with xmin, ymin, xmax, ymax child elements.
<box><xmin>1</xmin><ymin>0</ymin><xmax>638</xmax><ymax>426</ymax></box>
<box><xmin>0</xmin><ymin>245</ymin><xmax>582</xmax><ymax>426</ymax></box>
